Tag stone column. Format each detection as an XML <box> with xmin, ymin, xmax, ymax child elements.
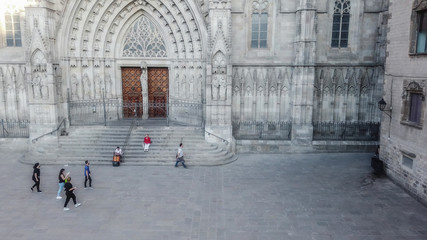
<box><xmin>0</xmin><ymin>68</ymin><xmax>4</xmax><ymax>119</ymax></box>
<box><xmin>25</xmin><ymin>2</ymin><xmax>60</xmax><ymax>141</ymax></box>
<box><xmin>292</xmin><ymin>0</ymin><xmax>317</xmax><ymax>144</ymax></box>
<box><xmin>205</xmin><ymin>0</ymin><xmax>233</xmax><ymax>151</ymax></box>
<box><xmin>140</xmin><ymin>61</ymin><xmax>148</xmax><ymax>119</ymax></box>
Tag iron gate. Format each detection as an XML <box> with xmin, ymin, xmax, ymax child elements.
<box><xmin>0</xmin><ymin>119</ymin><xmax>30</xmax><ymax>138</ymax></box>
<box><xmin>68</xmin><ymin>98</ymin><xmax>203</xmax><ymax>126</ymax></box>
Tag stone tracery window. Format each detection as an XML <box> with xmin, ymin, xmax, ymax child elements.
<box><xmin>331</xmin><ymin>0</ymin><xmax>350</xmax><ymax>48</ymax></box>
<box><xmin>122</xmin><ymin>16</ymin><xmax>167</xmax><ymax>58</ymax></box>
<box><xmin>251</xmin><ymin>0</ymin><xmax>269</xmax><ymax>49</ymax></box>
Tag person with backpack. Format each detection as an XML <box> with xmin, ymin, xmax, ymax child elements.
<box><xmin>56</xmin><ymin>168</ymin><xmax>70</xmax><ymax>199</ymax></box>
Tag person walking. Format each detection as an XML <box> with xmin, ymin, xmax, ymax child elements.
<box><xmin>143</xmin><ymin>134</ymin><xmax>151</xmax><ymax>152</ymax></box>
<box><xmin>56</xmin><ymin>169</ymin><xmax>69</xmax><ymax>199</ymax></box>
<box><xmin>84</xmin><ymin>160</ymin><xmax>93</xmax><ymax>189</ymax></box>
<box><xmin>175</xmin><ymin>143</ymin><xmax>187</xmax><ymax>168</ymax></box>
<box><xmin>30</xmin><ymin>163</ymin><xmax>42</xmax><ymax>192</ymax></box>
<box><xmin>63</xmin><ymin>177</ymin><xmax>81</xmax><ymax>211</ymax></box>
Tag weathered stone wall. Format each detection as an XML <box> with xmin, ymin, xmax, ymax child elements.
<box><xmin>231</xmin><ymin>0</ymin><xmax>386</xmax><ymax>150</ymax></box>
<box><xmin>0</xmin><ymin>64</ymin><xmax>28</xmax><ymax>120</ymax></box>
<box><xmin>0</xmin><ymin>0</ymin><xmax>389</xmax><ymax>153</ymax></box>
<box><xmin>381</xmin><ymin>0</ymin><xmax>427</xmax><ymax>205</ymax></box>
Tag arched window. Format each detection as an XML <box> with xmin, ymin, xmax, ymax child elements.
<box><xmin>122</xmin><ymin>16</ymin><xmax>167</xmax><ymax>58</ymax></box>
<box><xmin>5</xmin><ymin>13</ymin><xmax>22</xmax><ymax>47</ymax></box>
<box><xmin>331</xmin><ymin>0</ymin><xmax>350</xmax><ymax>48</ymax></box>
<box><xmin>251</xmin><ymin>0</ymin><xmax>269</xmax><ymax>49</ymax></box>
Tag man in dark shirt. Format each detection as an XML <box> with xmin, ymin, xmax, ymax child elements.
<box><xmin>64</xmin><ymin>177</ymin><xmax>81</xmax><ymax>211</ymax></box>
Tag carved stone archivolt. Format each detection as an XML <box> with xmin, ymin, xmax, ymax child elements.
<box><xmin>413</xmin><ymin>0</ymin><xmax>427</xmax><ymax>11</ymax></box>
<box><xmin>59</xmin><ymin>0</ymin><xmax>207</xmax><ymax>108</ymax></box>
<box><xmin>402</xmin><ymin>80</ymin><xmax>426</xmax><ymax>100</ymax></box>
<box><xmin>66</xmin><ymin>0</ymin><xmax>205</xmax><ymax>60</ymax></box>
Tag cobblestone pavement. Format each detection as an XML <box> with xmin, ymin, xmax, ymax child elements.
<box><xmin>1</xmin><ymin>151</ymin><xmax>427</xmax><ymax>240</ymax></box>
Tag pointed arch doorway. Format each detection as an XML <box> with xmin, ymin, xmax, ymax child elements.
<box><xmin>121</xmin><ymin>67</ymin><xmax>168</xmax><ymax>119</ymax></box>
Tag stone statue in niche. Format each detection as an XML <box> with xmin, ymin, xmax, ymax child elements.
<box><xmin>83</xmin><ymin>74</ymin><xmax>91</xmax><ymax>99</ymax></box>
<box><xmin>40</xmin><ymin>76</ymin><xmax>49</xmax><ymax>99</ymax></box>
<box><xmin>181</xmin><ymin>74</ymin><xmax>187</xmax><ymax>98</ymax></box>
<box><xmin>212</xmin><ymin>75</ymin><xmax>220</xmax><ymax>100</ymax></box>
<box><xmin>185</xmin><ymin>75</ymin><xmax>191</xmax><ymax>99</ymax></box>
<box><xmin>71</xmin><ymin>74</ymin><xmax>79</xmax><ymax>100</ymax></box>
<box><xmin>96</xmin><ymin>74</ymin><xmax>104</xmax><ymax>98</ymax></box>
<box><xmin>219</xmin><ymin>75</ymin><xmax>226</xmax><ymax>100</ymax></box>
<box><xmin>31</xmin><ymin>73</ymin><xmax>41</xmax><ymax>99</ymax></box>
<box><xmin>105</xmin><ymin>74</ymin><xmax>112</xmax><ymax>98</ymax></box>
<box><xmin>189</xmin><ymin>75</ymin><xmax>195</xmax><ymax>100</ymax></box>
<box><xmin>140</xmin><ymin>61</ymin><xmax>148</xmax><ymax>94</ymax></box>
<box><xmin>197</xmin><ymin>74</ymin><xmax>202</xmax><ymax>99</ymax></box>
<box><xmin>175</xmin><ymin>73</ymin><xmax>180</xmax><ymax>97</ymax></box>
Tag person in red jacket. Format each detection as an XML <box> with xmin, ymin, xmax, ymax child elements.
<box><xmin>143</xmin><ymin>134</ymin><xmax>151</xmax><ymax>152</ymax></box>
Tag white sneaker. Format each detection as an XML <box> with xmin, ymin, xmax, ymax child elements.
<box><xmin>75</xmin><ymin>203</ymin><xmax>81</xmax><ymax>208</ymax></box>
<box><xmin>56</xmin><ymin>196</ymin><xmax>62</xmax><ymax>199</ymax></box>
<box><xmin>63</xmin><ymin>207</ymin><xmax>70</xmax><ymax>211</ymax></box>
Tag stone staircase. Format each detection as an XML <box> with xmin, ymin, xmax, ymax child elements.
<box><xmin>29</xmin><ymin>123</ymin><xmax>237</xmax><ymax>166</ymax></box>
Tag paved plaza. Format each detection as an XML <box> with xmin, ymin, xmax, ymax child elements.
<box><xmin>1</xmin><ymin>150</ymin><xmax>427</xmax><ymax>240</ymax></box>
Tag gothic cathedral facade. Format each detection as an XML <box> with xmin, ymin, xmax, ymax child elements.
<box><xmin>0</xmin><ymin>0</ymin><xmax>388</xmax><ymax>152</ymax></box>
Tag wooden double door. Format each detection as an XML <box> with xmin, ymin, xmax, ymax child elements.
<box><xmin>121</xmin><ymin>67</ymin><xmax>168</xmax><ymax>118</ymax></box>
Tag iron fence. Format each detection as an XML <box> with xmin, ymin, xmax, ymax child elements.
<box><xmin>68</xmin><ymin>98</ymin><xmax>203</xmax><ymax>126</ymax></box>
<box><xmin>69</xmin><ymin>99</ymin><xmax>121</xmax><ymax>125</ymax></box>
<box><xmin>232</xmin><ymin>121</ymin><xmax>292</xmax><ymax>140</ymax></box>
<box><xmin>313</xmin><ymin>121</ymin><xmax>380</xmax><ymax>141</ymax></box>
<box><xmin>0</xmin><ymin>119</ymin><xmax>30</xmax><ymax>138</ymax></box>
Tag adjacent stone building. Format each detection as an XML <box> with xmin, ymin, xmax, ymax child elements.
<box><xmin>380</xmin><ymin>0</ymin><xmax>427</xmax><ymax>205</ymax></box>
<box><xmin>0</xmin><ymin>0</ymin><xmax>387</xmax><ymax>152</ymax></box>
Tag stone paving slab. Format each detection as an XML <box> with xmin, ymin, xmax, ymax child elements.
<box><xmin>0</xmin><ymin>151</ymin><xmax>427</xmax><ymax>240</ymax></box>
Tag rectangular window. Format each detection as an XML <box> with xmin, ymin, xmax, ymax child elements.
<box><xmin>417</xmin><ymin>11</ymin><xmax>427</xmax><ymax>53</ymax></box>
<box><xmin>409</xmin><ymin>93</ymin><xmax>423</xmax><ymax>124</ymax></box>
<box><xmin>251</xmin><ymin>13</ymin><xmax>268</xmax><ymax>49</ymax></box>
<box><xmin>5</xmin><ymin>13</ymin><xmax>22</xmax><ymax>47</ymax></box>
<box><xmin>402</xmin><ymin>155</ymin><xmax>414</xmax><ymax>170</ymax></box>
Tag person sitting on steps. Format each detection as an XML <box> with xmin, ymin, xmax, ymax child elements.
<box><xmin>114</xmin><ymin>146</ymin><xmax>123</xmax><ymax>162</ymax></box>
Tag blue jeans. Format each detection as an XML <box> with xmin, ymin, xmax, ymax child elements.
<box><xmin>57</xmin><ymin>182</ymin><xmax>64</xmax><ymax>197</ymax></box>
<box><xmin>175</xmin><ymin>157</ymin><xmax>187</xmax><ymax>168</ymax></box>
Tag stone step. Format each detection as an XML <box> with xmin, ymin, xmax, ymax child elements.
<box><xmin>26</xmin><ymin>124</ymin><xmax>236</xmax><ymax>166</ymax></box>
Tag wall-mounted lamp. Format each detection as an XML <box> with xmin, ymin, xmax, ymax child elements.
<box><xmin>378</xmin><ymin>98</ymin><xmax>392</xmax><ymax>118</ymax></box>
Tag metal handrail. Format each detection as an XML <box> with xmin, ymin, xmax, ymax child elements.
<box><xmin>121</xmin><ymin>115</ymin><xmax>136</xmax><ymax>161</ymax></box>
<box><xmin>1</xmin><ymin>121</ymin><xmax>9</xmax><ymax>137</ymax></box>
<box><xmin>205</xmin><ymin>130</ymin><xmax>229</xmax><ymax>145</ymax></box>
<box><xmin>32</xmin><ymin>118</ymin><xmax>67</xmax><ymax>143</ymax></box>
